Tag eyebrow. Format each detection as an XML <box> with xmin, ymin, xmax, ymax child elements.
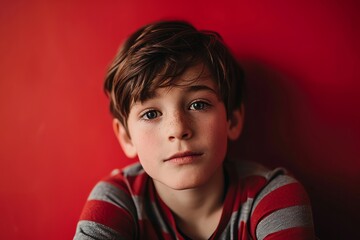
<box><xmin>185</xmin><ymin>84</ymin><xmax>218</xmax><ymax>95</ymax></box>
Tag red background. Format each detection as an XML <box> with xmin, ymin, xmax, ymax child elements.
<box><xmin>1</xmin><ymin>0</ymin><xmax>359</xmax><ymax>239</ymax></box>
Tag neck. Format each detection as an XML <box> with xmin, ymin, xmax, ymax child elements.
<box><xmin>153</xmin><ymin>167</ymin><xmax>225</xmax><ymax>239</ymax></box>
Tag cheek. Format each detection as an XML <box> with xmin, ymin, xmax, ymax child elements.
<box><xmin>205</xmin><ymin>108</ymin><xmax>228</xmax><ymax>134</ymax></box>
<box><xmin>201</xmin><ymin>113</ymin><xmax>229</xmax><ymax>147</ymax></box>
<box><xmin>131</xmin><ymin>126</ymin><xmax>161</xmax><ymax>155</ymax></box>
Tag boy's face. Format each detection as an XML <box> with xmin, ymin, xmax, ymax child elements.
<box><xmin>114</xmin><ymin>64</ymin><xmax>243</xmax><ymax>190</ymax></box>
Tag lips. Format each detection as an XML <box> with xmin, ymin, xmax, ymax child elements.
<box><xmin>165</xmin><ymin>151</ymin><xmax>203</xmax><ymax>163</ymax></box>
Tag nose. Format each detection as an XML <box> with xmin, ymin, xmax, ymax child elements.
<box><xmin>167</xmin><ymin>111</ymin><xmax>193</xmax><ymax>141</ymax></box>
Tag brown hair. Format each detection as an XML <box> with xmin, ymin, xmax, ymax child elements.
<box><xmin>104</xmin><ymin>20</ymin><xmax>244</xmax><ymax>129</ymax></box>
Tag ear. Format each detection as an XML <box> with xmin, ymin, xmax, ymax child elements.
<box><xmin>112</xmin><ymin>119</ymin><xmax>137</xmax><ymax>158</ymax></box>
<box><xmin>227</xmin><ymin>104</ymin><xmax>245</xmax><ymax>141</ymax></box>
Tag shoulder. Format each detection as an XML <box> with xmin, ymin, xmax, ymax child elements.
<box><xmin>228</xmin><ymin>160</ymin><xmax>306</xmax><ymax>198</ymax></box>
<box><xmin>74</xmin><ymin>162</ymin><xmax>147</xmax><ymax>239</ymax></box>
<box><xmin>227</xmin><ymin>160</ymin><xmax>315</xmax><ymax>239</ymax></box>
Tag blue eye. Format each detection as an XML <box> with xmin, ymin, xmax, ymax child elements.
<box><xmin>142</xmin><ymin>110</ymin><xmax>160</xmax><ymax>120</ymax></box>
<box><xmin>189</xmin><ymin>101</ymin><xmax>210</xmax><ymax>111</ymax></box>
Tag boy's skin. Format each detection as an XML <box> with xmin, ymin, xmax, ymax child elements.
<box><xmin>113</xmin><ymin>63</ymin><xmax>244</xmax><ymax>239</ymax></box>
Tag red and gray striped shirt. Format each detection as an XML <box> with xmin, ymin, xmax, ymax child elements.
<box><xmin>75</xmin><ymin>160</ymin><xmax>315</xmax><ymax>239</ymax></box>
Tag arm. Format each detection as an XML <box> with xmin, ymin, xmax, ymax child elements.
<box><xmin>74</xmin><ymin>181</ymin><xmax>137</xmax><ymax>240</ymax></box>
<box><xmin>250</xmin><ymin>174</ymin><xmax>315</xmax><ymax>240</ymax></box>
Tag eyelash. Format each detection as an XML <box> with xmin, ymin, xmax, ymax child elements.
<box><xmin>189</xmin><ymin>100</ymin><xmax>211</xmax><ymax>111</ymax></box>
<box><xmin>141</xmin><ymin>109</ymin><xmax>161</xmax><ymax>120</ymax></box>
<box><xmin>140</xmin><ymin>100</ymin><xmax>212</xmax><ymax>121</ymax></box>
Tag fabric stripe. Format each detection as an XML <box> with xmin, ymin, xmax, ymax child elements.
<box><xmin>221</xmin><ymin>212</ymin><xmax>237</xmax><ymax>240</ymax></box>
<box><xmin>151</xmin><ymin>202</ymin><xmax>170</xmax><ymax>233</ymax></box>
<box><xmin>123</xmin><ymin>163</ymin><xmax>144</xmax><ymax>177</ymax></box>
<box><xmin>264</xmin><ymin>167</ymin><xmax>287</xmax><ymax>181</ymax></box>
<box><xmin>256</xmin><ymin>205</ymin><xmax>314</xmax><ymax>240</ymax></box>
<box><xmin>217</xmin><ymin>198</ymin><xmax>253</xmax><ymax>239</ymax></box>
<box><xmin>251</xmin><ymin>175</ymin><xmax>297</xmax><ymax>214</ymax></box>
<box><xmin>251</xmin><ymin>182</ymin><xmax>310</xmax><ymax>229</ymax></box>
<box><xmin>264</xmin><ymin>226</ymin><xmax>316</xmax><ymax>240</ymax></box>
<box><xmin>239</xmin><ymin>198</ymin><xmax>254</xmax><ymax>223</ymax></box>
<box><xmin>74</xmin><ymin>220</ymin><xmax>127</xmax><ymax>240</ymax></box>
<box><xmin>88</xmin><ymin>181</ymin><xmax>137</xmax><ymax>219</ymax></box>
<box><xmin>79</xmin><ymin>200</ymin><xmax>135</xmax><ymax>236</ymax></box>
<box><xmin>218</xmin><ymin>223</ymin><xmax>231</xmax><ymax>239</ymax></box>
<box><xmin>132</xmin><ymin>196</ymin><xmax>147</xmax><ymax>220</ymax></box>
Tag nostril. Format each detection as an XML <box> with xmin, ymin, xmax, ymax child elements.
<box><xmin>168</xmin><ymin>132</ymin><xmax>191</xmax><ymax>141</ymax></box>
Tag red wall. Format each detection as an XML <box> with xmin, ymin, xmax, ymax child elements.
<box><xmin>1</xmin><ymin>1</ymin><xmax>359</xmax><ymax>239</ymax></box>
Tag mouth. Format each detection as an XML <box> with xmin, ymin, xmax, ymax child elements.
<box><xmin>164</xmin><ymin>151</ymin><xmax>203</xmax><ymax>164</ymax></box>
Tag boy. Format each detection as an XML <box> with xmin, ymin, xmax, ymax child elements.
<box><xmin>75</xmin><ymin>21</ymin><xmax>315</xmax><ymax>239</ymax></box>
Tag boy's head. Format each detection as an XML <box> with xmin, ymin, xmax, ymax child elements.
<box><xmin>104</xmin><ymin>20</ymin><xmax>244</xmax><ymax>131</ymax></box>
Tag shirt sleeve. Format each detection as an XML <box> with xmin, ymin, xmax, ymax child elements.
<box><xmin>249</xmin><ymin>172</ymin><xmax>316</xmax><ymax>240</ymax></box>
<box><xmin>74</xmin><ymin>180</ymin><xmax>138</xmax><ymax>240</ymax></box>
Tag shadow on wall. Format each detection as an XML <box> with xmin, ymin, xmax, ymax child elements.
<box><xmin>229</xmin><ymin>58</ymin><xmax>309</xmax><ymax>171</ymax></box>
<box><xmin>228</xmin><ymin>59</ymin><xmax>360</xmax><ymax>239</ymax></box>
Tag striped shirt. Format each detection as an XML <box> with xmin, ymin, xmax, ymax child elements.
<box><xmin>74</xmin><ymin>160</ymin><xmax>315</xmax><ymax>239</ymax></box>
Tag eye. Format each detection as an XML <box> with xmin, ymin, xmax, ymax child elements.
<box><xmin>189</xmin><ymin>101</ymin><xmax>210</xmax><ymax>111</ymax></box>
<box><xmin>141</xmin><ymin>110</ymin><xmax>161</xmax><ymax>120</ymax></box>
